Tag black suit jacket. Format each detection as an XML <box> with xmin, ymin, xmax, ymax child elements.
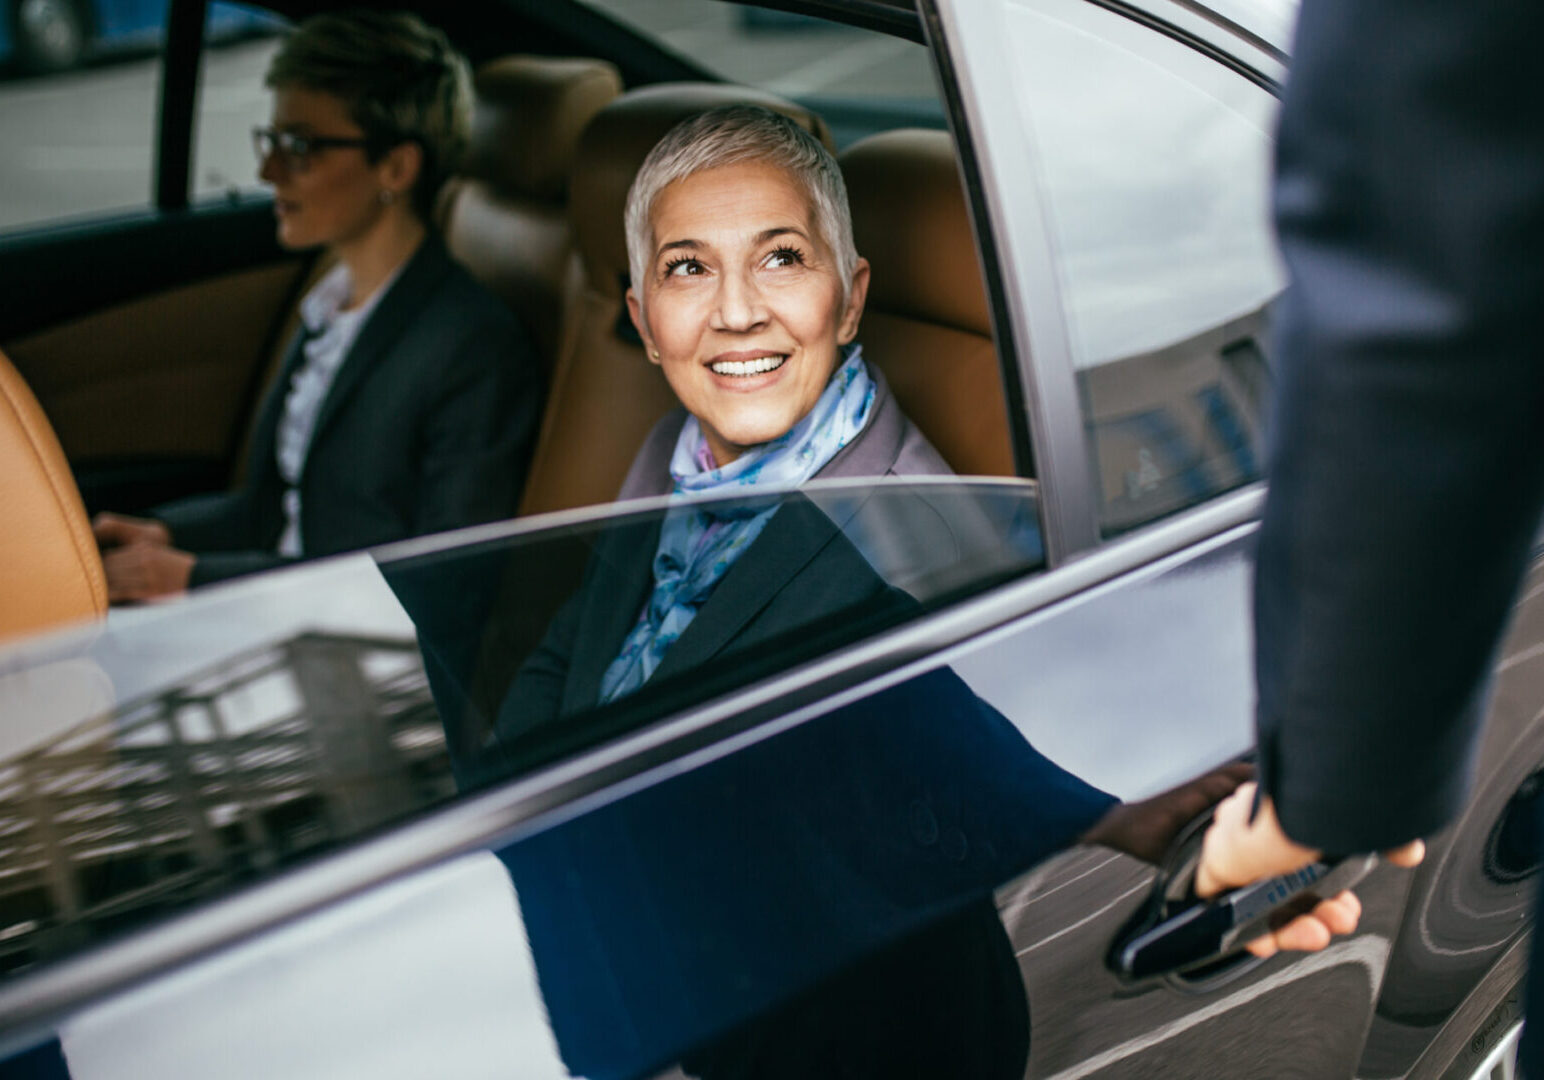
<box><xmin>1255</xmin><ymin>0</ymin><xmax>1544</xmax><ymax>852</ymax></box>
<box><xmin>487</xmin><ymin>367</ymin><xmax>960</xmax><ymax>757</ymax></box>
<box><xmin>155</xmin><ymin>237</ymin><xmax>543</xmax><ymax>586</ymax></box>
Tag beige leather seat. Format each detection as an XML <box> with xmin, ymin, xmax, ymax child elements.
<box><xmin>440</xmin><ymin>55</ymin><xmax>624</xmax><ymax>364</ymax></box>
<box><xmin>0</xmin><ymin>347</ymin><xmax>107</xmax><ymax>642</ymax></box>
<box><xmin>518</xmin><ymin>83</ymin><xmax>836</xmax><ymax>515</ymax></box>
<box><xmin>840</xmin><ymin>128</ymin><xmax>1014</xmax><ymax>477</ymax></box>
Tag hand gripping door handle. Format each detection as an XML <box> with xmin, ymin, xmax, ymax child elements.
<box><xmin>1107</xmin><ymin>810</ymin><xmax>1379</xmax><ymax>983</ymax></box>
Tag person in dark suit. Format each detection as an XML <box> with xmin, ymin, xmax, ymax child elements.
<box><xmin>91</xmin><ymin>11</ymin><xmax>541</xmax><ymax>600</ymax></box>
<box><xmin>1194</xmin><ymin>0</ymin><xmax>1543</xmax><ymax>994</ymax></box>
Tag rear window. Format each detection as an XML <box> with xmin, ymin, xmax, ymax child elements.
<box><xmin>0</xmin><ymin>1</ymin><xmax>284</xmax><ymax>235</ymax></box>
<box><xmin>577</xmin><ymin>0</ymin><xmax>945</xmax><ymax>145</ymax></box>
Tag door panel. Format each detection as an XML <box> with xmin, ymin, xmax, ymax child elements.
<box><xmin>999</xmin><ymin>846</ymin><xmax>1415</xmax><ymax>1079</ymax></box>
<box><xmin>942</xmin><ymin>527</ymin><xmax>1401</xmax><ymax>1077</ymax></box>
<box><xmin>9</xmin><ymin>260</ymin><xmax>301</xmax><ymax>462</ymax></box>
<box><xmin>0</xmin><ymin>200</ymin><xmax>304</xmax><ymax>511</ymax></box>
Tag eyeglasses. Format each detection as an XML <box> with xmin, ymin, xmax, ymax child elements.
<box><xmin>252</xmin><ymin>127</ymin><xmax>372</xmax><ymax>171</ymax></box>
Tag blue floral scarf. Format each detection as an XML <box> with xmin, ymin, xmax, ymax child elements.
<box><xmin>597</xmin><ymin>346</ymin><xmax>876</xmax><ymax>704</ymax></box>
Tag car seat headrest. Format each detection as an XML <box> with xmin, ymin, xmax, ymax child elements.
<box><xmin>464</xmin><ymin>55</ymin><xmax>624</xmax><ymax>203</ymax></box>
<box><xmin>841</xmin><ymin>128</ymin><xmax>991</xmax><ymax>338</ymax></box>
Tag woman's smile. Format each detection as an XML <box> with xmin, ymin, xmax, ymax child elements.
<box><xmin>708</xmin><ymin>350</ymin><xmax>789</xmax><ymax>380</ymax></box>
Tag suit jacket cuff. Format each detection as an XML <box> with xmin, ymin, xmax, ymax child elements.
<box><xmin>189</xmin><ymin>551</ymin><xmax>289</xmax><ymax>588</ymax></box>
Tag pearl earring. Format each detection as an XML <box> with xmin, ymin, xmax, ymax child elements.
<box><xmin>651</xmin><ymin>350</ymin><xmax>660</xmax><ymax>359</ymax></box>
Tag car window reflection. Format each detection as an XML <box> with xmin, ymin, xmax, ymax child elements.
<box><xmin>385</xmin><ymin>480</ymin><xmax>1044</xmax><ymax>788</ymax></box>
<box><xmin>0</xmin><ymin>478</ymin><xmax>1255</xmax><ymax>1078</ymax></box>
<box><xmin>0</xmin><ymin>480</ymin><xmax>1046</xmax><ymax>973</ymax></box>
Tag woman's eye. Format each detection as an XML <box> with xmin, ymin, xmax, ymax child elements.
<box><xmin>664</xmin><ymin>258</ymin><xmax>704</xmax><ymax>277</ymax></box>
<box><xmin>764</xmin><ymin>247</ymin><xmax>806</xmax><ymax>269</ymax></box>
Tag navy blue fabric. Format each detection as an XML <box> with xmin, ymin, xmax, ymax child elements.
<box><xmin>499</xmin><ymin>665</ymin><xmax>1113</xmax><ymax>1079</ymax></box>
<box><xmin>1256</xmin><ymin>0</ymin><xmax>1544</xmax><ymax>856</ymax></box>
<box><xmin>1252</xmin><ymin>0</ymin><xmax>1544</xmax><ymax>1071</ymax></box>
<box><xmin>0</xmin><ymin>1040</ymin><xmax>68</xmax><ymax>1080</ymax></box>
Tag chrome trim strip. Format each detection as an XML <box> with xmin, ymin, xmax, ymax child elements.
<box><xmin>0</xmin><ymin>483</ymin><xmax>1263</xmax><ymax>1045</ymax></box>
<box><xmin>929</xmin><ymin>0</ymin><xmax>1103</xmax><ymax>564</ymax></box>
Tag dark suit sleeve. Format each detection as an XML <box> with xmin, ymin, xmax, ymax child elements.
<box><xmin>1255</xmin><ymin>0</ymin><xmax>1544</xmax><ymax>852</ymax></box>
<box><xmin>187</xmin><ymin>551</ymin><xmax>291</xmax><ymax>587</ymax></box>
<box><xmin>152</xmin><ymin>489</ymin><xmax>257</xmax><ymax>554</ymax></box>
<box><xmin>411</xmin><ymin>316</ymin><xmax>543</xmax><ymax>536</ymax></box>
<box><xmin>154</xmin><ymin>490</ymin><xmax>295</xmax><ymax>587</ymax></box>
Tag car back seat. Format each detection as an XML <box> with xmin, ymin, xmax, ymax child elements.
<box><xmin>839</xmin><ymin>128</ymin><xmax>1015</xmax><ymax>476</ymax></box>
<box><xmin>517</xmin><ymin>83</ymin><xmax>836</xmax><ymax>515</ymax></box>
<box><xmin>0</xmin><ymin>346</ymin><xmax>107</xmax><ymax>641</ymax></box>
<box><xmin>440</xmin><ymin>55</ymin><xmax>623</xmax><ymax>364</ymax></box>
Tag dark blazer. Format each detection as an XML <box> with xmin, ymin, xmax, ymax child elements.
<box><xmin>154</xmin><ymin>237</ymin><xmax>543</xmax><ymax>587</ymax></box>
<box><xmin>1255</xmin><ymin>0</ymin><xmax>1544</xmax><ymax>853</ymax></box>
<box><xmin>501</xmin><ymin>665</ymin><xmax>1113</xmax><ymax>1080</ymax></box>
<box><xmin>488</xmin><ymin>366</ymin><xmax>958</xmax><ymax>754</ymax></box>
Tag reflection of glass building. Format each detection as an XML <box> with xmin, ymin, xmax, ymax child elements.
<box><xmin>0</xmin><ymin>633</ymin><xmax>446</xmax><ymax>976</ymax></box>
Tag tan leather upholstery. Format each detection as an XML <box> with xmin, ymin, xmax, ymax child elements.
<box><xmin>0</xmin><ymin>347</ymin><xmax>106</xmax><ymax>642</ymax></box>
<box><xmin>840</xmin><ymin>128</ymin><xmax>1014</xmax><ymax>477</ymax></box>
<box><xmin>5</xmin><ymin>262</ymin><xmax>304</xmax><ymax>465</ymax></box>
<box><xmin>441</xmin><ymin>56</ymin><xmax>623</xmax><ymax>362</ymax></box>
<box><xmin>518</xmin><ymin>84</ymin><xmax>836</xmax><ymax>515</ymax></box>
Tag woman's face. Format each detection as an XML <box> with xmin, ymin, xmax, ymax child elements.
<box><xmin>259</xmin><ymin>85</ymin><xmax>407</xmax><ymax>253</ymax></box>
<box><xmin>628</xmin><ymin>160</ymin><xmax>869</xmax><ymax>467</ymax></box>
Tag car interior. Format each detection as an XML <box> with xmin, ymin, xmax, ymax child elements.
<box><xmin>0</xmin><ymin>0</ymin><xmax>1015</xmax><ymax>643</ymax></box>
<box><xmin>0</xmin><ymin>345</ymin><xmax>108</xmax><ymax>641</ymax></box>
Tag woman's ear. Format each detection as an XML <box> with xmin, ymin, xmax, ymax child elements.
<box><xmin>626</xmin><ymin>288</ymin><xmax>658</xmax><ymax>364</ymax></box>
<box><xmin>837</xmin><ymin>257</ymin><xmax>871</xmax><ymax>345</ymax></box>
<box><xmin>377</xmin><ymin>141</ymin><xmax>424</xmax><ymax>204</ymax></box>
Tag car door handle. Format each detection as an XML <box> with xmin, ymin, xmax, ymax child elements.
<box><xmin>1107</xmin><ymin>811</ymin><xmax>1378</xmax><ymax>983</ymax></box>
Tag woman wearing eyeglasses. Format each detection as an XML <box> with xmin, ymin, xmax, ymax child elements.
<box><xmin>91</xmin><ymin>11</ymin><xmax>543</xmax><ymax>601</ymax></box>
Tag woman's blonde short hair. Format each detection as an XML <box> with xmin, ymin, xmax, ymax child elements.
<box><xmin>624</xmin><ymin>105</ymin><xmax>858</xmax><ymax>312</ymax></box>
<box><xmin>266</xmin><ymin>10</ymin><xmax>472</xmax><ymax>221</ymax></box>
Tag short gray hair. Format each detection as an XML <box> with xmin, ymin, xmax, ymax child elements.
<box><xmin>266</xmin><ymin>10</ymin><xmax>472</xmax><ymax>222</ymax></box>
<box><xmin>624</xmin><ymin>105</ymin><xmax>857</xmax><ymax>308</ymax></box>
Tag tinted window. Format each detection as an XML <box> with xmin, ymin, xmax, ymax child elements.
<box><xmin>1005</xmin><ymin>0</ymin><xmax>1282</xmax><ymax>533</ymax></box>
<box><xmin>0</xmin><ymin>1</ymin><xmax>285</xmax><ymax>233</ymax></box>
<box><xmin>577</xmin><ymin>0</ymin><xmax>944</xmax><ymax>145</ymax></box>
<box><xmin>0</xmin><ymin>479</ymin><xmax>1042</xmax><ymax>973</ymax></box>
<box><xmin>0</xmin><ymin>1</ymin><xmax>165</xmax><ymax>232</ymax></box>
<box><xmin>191</xmin><ymin>2</ymin><xmax>287</xmax><ymax>204</ymax></box>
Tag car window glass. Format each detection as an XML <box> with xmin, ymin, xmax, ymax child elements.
<box><xmin>1006</xmin><ymin>0</ymin><xmax>1282</xmax><ymax>534</ymax></box>
<box><xmin>577</xmin><ymin>0</ymin><xmax>944</xmax><ymax>145</ymax></box>
<box><xmin>0</xmin><ymin>478</ymin><xmax>1042</xmax><ymax>975</ymax></box>
<box><xmin>190</xmin><ymin>2</ymin><xmax>287</xmax><ymax>204</ymax></box>
<box><xmin>0</xmin><ymin>1</ymin><xmax>166</xmax><ymax>233</ymax></box>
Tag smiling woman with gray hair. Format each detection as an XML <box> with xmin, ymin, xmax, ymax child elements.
<box><xmin>481</xmin><ymin>104</ymin><xmax>953</xmax><ymax>756</ymax></box>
